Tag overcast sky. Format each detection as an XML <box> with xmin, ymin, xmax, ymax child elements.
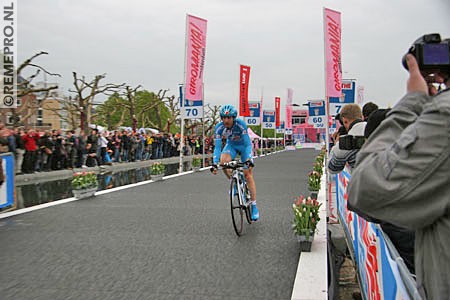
<box><xmin>19</xmin><ymin>0</ymin><xmax>450</xmax><ymax>114</ymax></box>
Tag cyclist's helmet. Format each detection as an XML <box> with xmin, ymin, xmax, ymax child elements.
<box><xmin>220</xmin><ymin>104</ymin><xmax>238</xmax><ymax>118</ymax></box>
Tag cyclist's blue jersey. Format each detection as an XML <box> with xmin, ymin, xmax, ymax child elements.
<box><xmin>213</xmin><ymin>118</ymin><xmax>252</xmax><ymax>164</ymax></box>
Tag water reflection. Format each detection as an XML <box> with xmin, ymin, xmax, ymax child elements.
<box><xmin>14</xmin><ymin>159</ymin><xmax>213</xmax><ymax>210</ymax></box>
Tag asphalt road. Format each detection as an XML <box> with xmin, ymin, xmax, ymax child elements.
<box><xmin>0</xmin><ymin>149</ymin><xmax>318</xmax><ymax>300</ymax></box>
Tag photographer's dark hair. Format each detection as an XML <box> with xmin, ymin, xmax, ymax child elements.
<box><xmin>362</xmin><ymin>102</ymin><xmax>379</xmax><ymax>120</ymax></box>
<box><xmin>364</xmin><ymin>108</ymin><xmax>392</xmax><ymax>138</ymax></box>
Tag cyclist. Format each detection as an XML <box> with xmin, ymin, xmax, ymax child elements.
<box><xmin>211</xmin><ymin>104</ymin><xmax>259</xmax><ymax>221</ymax></box>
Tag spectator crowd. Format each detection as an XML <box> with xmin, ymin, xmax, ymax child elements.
<box><xmin>0</xmin><ymin>123</ymin><xmax>214</xmax><ymax>174</ymax></box>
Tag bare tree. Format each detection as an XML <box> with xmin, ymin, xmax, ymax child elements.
<box><xmin>17</xmin><ymin>51</ymin><xmax>60</xmax><ymax>97</ymax></box>
<box><xmin>203</xmin><ymin>104</ymin><xmax>221</xmax><ymax>136</ymax></box>
<box><xmin>158</xmin><ymin>89</ymin><xmax>178</xmax><ymax>132</ymax></box>
<box><xmin>8</xmin><ymin>51</ymin><xmax>61</xmax><ymax>127</ymax></box>
<box><xmin>118</xmin><ymin>85</ymin><xmax>142</xmax><ymax>132</ymax></box>
<box><xmin>69</xmin><ymin>72</ymin><xmax>125</xmax><ymax>134</ymax></box>
<box><xmin>137</xmin><ymin>89</ymin><xmax>173</xmax><ymax>131</ymax></box>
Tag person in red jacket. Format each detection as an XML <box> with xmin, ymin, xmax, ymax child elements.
<box><xmin>21</xmin><ymin>128</ymin><xmax>40</xmax><ymax>173</ymax></box>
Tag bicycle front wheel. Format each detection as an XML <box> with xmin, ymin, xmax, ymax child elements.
<box><xmin>230</xmin><ymin>178</ymin><xmax>244</xmax><ymax>236</ymax></box>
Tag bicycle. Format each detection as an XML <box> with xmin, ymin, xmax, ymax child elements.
<box><xmin>218</xmin><ymin>160</ymin><xmax>253</xmax><ymax>236</ymax></box>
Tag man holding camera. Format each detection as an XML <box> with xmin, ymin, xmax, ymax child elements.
<box><xmin>327</xmin><ymin>103</ymin><xmax>366</xmax><ymax>174</ymax></box>
<box><xmin>348</xmin><ymin>34</ymin><xmax>450</xmax><ymax>299</ymax></box>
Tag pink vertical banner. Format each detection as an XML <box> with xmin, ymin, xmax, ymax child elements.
<box><xmin>286</xmin><ymin>88</ymin><xmax>293</xmax><ymax>130</ymax></box>
<box><xmin>185</xmin><ymin>15</ymin><xmax>207</xmax><ymax>101</ymax></box>
<box><xmin>324</xmin><ymin>8</ymin><xmax>342</xmax><ymax>98</ymax></box>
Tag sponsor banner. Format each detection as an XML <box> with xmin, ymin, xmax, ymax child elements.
<box><xmin>0</xmin><ymin>153</ymin><xmax>15</xmax><ymax>208</ymax></box>
<box><xmin>1</xmin><ymin>0</ymin><xmax>17</xmax><ymax>108</ymax></box>
<box><xmin>275</xmin><ymin>97</ymin><xmax>281</xmax><ymax>127</ymax></box>
<box><xmin>324</xmin><ymin>8</ymin><xmax>342</xmax><ymax>98</ymax></box>
<box><xmin>276</xmin><ymin>121</ymin><xmax>285</xmax><ymax>134</ymax></box>
<box><xmin>329</xmin><ymin>80</ymin><xmax>356</xmax><ymax>116</ymax></box>
<box><xmin>293</xmin><ymin>134</ymin><xmax>305</xmax><ymax>143</ymax></box>
<box><xmin>239</xmin><ymin>65</ymin><xmax>251</xmax><ymax>116</ymax></box>
<box><xmin>183</xmin><ymin>14</ymin><xmax>207</xmax><ymax>119</ymax></box>
<box><xmin>286</xmin><ymin>88</ymin><xmax>293</xmax><ymax>129</ymax></box>
<box><xmin>336</xmin><ymin>168</ymin><xmax>417</xmax><ymax>300</ymax></box>
<box><xmin>308</xmin><ymin>100</ymin><xmax>326</xmax><ymax>128</ymax></box>
<box><xmin>262</xmin><ymin>110</ymin><xmax>275</xmax><ymax>129</ymax></box>
<box><xmin>244</xmin><ymin>101</ymin><xmax>260</xmax><ymax>126</ymax></box>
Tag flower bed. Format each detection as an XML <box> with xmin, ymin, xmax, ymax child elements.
<box><xmin>292</xmin><ymin>195</ymin><xmax>322</xmax><ymax>240</ymax></box>
<box><xmin>192</xmin><ymin>156</ymin><xmax>202</xmax><ymax>168</ymax></box>
<box><xmin>71</xmin><ymin>172</ymin><xmax>98</xmax><ymax>190</ymax></box>
<box><xmin>151</xmin><ymin>162</ymin><xmax>165</xmax><ymax>175</ymax></box>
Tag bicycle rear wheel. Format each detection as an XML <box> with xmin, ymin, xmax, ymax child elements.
<box><xmin>230</xmin><ymin>178</ymin><xmax>244</xmax><ymax>236</ymax></box>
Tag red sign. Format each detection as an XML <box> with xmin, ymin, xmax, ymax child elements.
<box><xmin>239</xmin><ymin>65</ymin><xmax>250</xmax><ymax>116</ymax></box>
<box><xmin>275</xmin><ymin>97</ymin><xmax>281</xmax><ymax>127</ymax></box>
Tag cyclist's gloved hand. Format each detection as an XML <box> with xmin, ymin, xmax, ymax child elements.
<box><xmin>210</xmin><ymin>164</ymin><xmax>218</xmax><ymax>174</ymax></box>
<box><xmin>245</xmin><ymin>160</ymin><xmax>254</xmax><ymax>168</ymax></box>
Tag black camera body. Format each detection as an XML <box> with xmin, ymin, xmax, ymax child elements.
<box><xmin>339</xmin><ymin>135</ymin><xmax>365</xmax><ymax>150</ymax></box>
<box><xmin>402</xmin><ymin>33</ymin><xmax>450</xmax><ymax>76</ymax></box>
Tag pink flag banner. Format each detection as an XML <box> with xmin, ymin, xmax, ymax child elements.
<box><xmin>324</xmin><ymin>8</ymin><xmax>342</xmax><ymax>98</ymax></box>
<box><xmin>184</xmin><ymin>15</ymin><xmax>207</xmax><ymax>102</ymax></box>
<box><xmin>286</xmin><ymin>88</ymin><xmax>293</xmax><ymax>130</ymax></box>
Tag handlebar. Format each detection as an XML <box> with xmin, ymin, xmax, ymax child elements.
<box><xmin>211</xmin><ymin>160</ymin><xmax>253</xmax><ymax>172</ymax></box>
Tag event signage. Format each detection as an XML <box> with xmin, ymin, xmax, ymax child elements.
<box><xmin>308</xmin><ymin>100</ymin><xmax>326</xmax><ymax>128</ymax></box>
<box><xmin>262</xmin><ymin>110</ymin><xmax>275</xmax><ymax>129</ymax></box>
<box><xmin>239</xmin><ymin>65</ymin><xmax>251</xmax><ymax>116</ymax></box>
<box><xmin>276</xmin><ymin>121</ymin><xmax>285</xmax><ymax>134</ymax></box>
<box><xmin>336</xmin><ymin>169</ymin><xmax>416</xmax><ymax>299</ymax></box>
<box><xmin>324</xmin><ymin>8</ymin><xmax>342</xmax><ymax>99</ymax></box>
<box><xmin>244</xmin><ymin>101</ymin><xmax>261</xmax><ymax>126</ymax></box>
<box><xmin>275</xmin><ymin>97</ymin><xmax>281</xmax><ymax>127</ymax></box>
<box><xmin>0</xmin><ymin>154</ymin><xmax>14</xmax><ymax>208</ymax></box>
<box><xmin>183</xmin><ymin>14</ymin><xmax>207</xmax><ymax>119</ymax></box>
<box><xmin>286</xmin><ymin>88</ymin><xmax>293</xmax><ymax>130</ymax></box>
<box><xmin>329</xmin><ymin>80</ymin><xmax>356</xmax><ymax>116</ymax></box>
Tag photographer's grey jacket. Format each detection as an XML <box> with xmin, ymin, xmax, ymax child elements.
<box><xmin>327</xmin><ymin>122</ymin><xmax>366</xmax><ymax>174</ymax></box>
<box><xmin>348</xmin><ymin>91</ymin><xmax>450</xmax><ymax>300</ymax></box>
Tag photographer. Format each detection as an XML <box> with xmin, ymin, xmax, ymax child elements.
<box><xmin>348</xmin><ymin>34</ymin><xmax>450</xmax><ymax>299</ymax></box>
<box><xmin>327</xmin><ymin>103</ymin><xmax>366</xmax><ymax>174</ymax></box>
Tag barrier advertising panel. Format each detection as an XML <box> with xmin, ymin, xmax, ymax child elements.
<box><xmin>336</xmin><ymin>168</ymin><xmax>419</xmax><ymax>300</ymax></box>
<box><xmin>0</xmin><ymin>153</ymin><xmax>15</xmax><ymax>208</ymax></box>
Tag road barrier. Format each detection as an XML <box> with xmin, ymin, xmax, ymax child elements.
<box><xmin>334</xmin><ymin>168</ymin><xmax>421</xmax><ymax>300</ymax></box>
<box><xmin>0</xmin><ymin>153</ymin><xmax>15</xmax><ymax>209</ymax></box>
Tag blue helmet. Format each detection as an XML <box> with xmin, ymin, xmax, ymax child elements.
<box><xmin>220</xmin><ymin>104</ymin><xmax>238</xmax><ymax>118</ymax></box>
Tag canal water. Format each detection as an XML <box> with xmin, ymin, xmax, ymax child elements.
<box><xmin>13</xmin><ymin>160</ymin><xmax>212</xmax><ymax>211</ymax></box>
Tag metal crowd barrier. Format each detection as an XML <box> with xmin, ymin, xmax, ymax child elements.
<box><xmin>333</xmin><ymin>168</ymin><xmax>421</xmax><ymax>300</ymax></box>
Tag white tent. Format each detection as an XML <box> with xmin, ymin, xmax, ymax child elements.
<box><xmin>247</xmin><ymin>127</ymin><xmax>260</xmax><ymax>140</ymax></box>
<box><xmin>88</xmin><ymin>124</ymin><xmax>106</xmax><ymax>133</ymax></box>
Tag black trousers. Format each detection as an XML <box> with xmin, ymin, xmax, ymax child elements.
<box><xmin>22</xmin><ymin>150</ymin><xmax>37</xmax><ymax>173</ymax></box>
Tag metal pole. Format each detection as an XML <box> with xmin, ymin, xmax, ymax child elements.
<box><xmin>323</xmin><ymin>7</ymin><xmax>332</xmax><ymax>213</ymax></box>
<box><xmin>260</xmin><ymin>87</ymin><xmax>264</xmax><ymax>155</ymax></box>
<box><xmin>179</xmin><ymin>14</ymin><xmax>188</xmax><ymax>174</ymax></box>
<box><xmin>179</xmin><ymin>88</ymin><xmax>185</xmax><ymax>173</ymax></box>
<box><xmin>202</xmin><ymin>84</ymin><xmax>205</xmax><ymax>167</ymax></box>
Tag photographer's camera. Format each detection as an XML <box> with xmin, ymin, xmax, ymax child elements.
<box><xmin>402</xmin><ymin>33</ymin><xmax>450</xmax><ymax>80</ymax></box>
